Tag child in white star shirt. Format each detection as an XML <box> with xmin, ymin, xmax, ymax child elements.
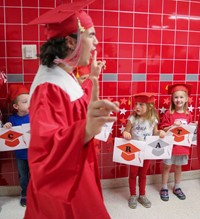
<box><xmin>123</xmin><ymin>93</ymin><xmax>165</xmax><ymax>209</ymax></box>
<box><xmin>160</xmin><ymin>83</ymin><xmax>192</xmax><ymax>202</ymax></box>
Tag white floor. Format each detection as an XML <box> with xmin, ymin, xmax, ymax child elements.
<box><xmin>0</xmin><ymin>179</ymin><xmax>200</xmax><ymax>219</ymax></box>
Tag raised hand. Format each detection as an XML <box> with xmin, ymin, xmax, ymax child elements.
<box><xmin>90</xmin><ymin>50</ymin><xmax>106</xmax><ymax>78</ymax></box>
<box><xmin>85</xmin><ymin>77</ymin><xmax>119</xmax><ymax>143</ymax></box>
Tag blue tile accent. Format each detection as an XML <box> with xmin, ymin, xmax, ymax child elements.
<box><xmin>7</xmin><ymin>74</ymin><xmax>24</xmax><ymax>83</ymax></box>
<box><xmin>132</xmin><ymin>74</ymin><xmax>146</xmax><ymax>81</ymax></box>
<box><xmin>160</xmin><ymin>74</ymin><xmax>173</xmax><ymax>81</ymax></box>
<box><xmin>186</xmin><ymin>74</ymin><xmax>198</xmax><ymax>81</ymax></box>
<box><xmin>102</xmin><ymin>74</ymin><xmax>118</xmax><ymax>82</ymax></box>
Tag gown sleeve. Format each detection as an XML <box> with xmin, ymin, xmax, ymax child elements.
<box><xmin>29</xmin><ymin>82</ymin><xmax>89</xmax><ymax>198</ymax></box>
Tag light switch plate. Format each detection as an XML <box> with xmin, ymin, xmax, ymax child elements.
<box><xmin>22</xmin><ymin>45</ymin><xmax>37</xmax><ymax>59</ymax></box>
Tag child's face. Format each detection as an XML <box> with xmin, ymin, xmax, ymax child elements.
<box><xmin>14</xmin><ymin>94</ymin><xmax>29</xmax><ymax>114</ymax></box>
<box><xmin>134</xmin><ymin>102</ymin><xmax>147</xmax><ymax>117</ymax></box>
<box><xmin>172</xmin><ymin>91</ymin><xmax>188</xmax><ymax>109</ymax></box>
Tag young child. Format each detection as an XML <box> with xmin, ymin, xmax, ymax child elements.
<box><xmin>4</xmin><ymin>84</ymin><xmax>30</xmax><ymax>207</ymax></box>
<box><xmin>159</xmin><ymin>83</ymin><xmax>192</xmax><ymax>201</ymax></box>
<box><xmin>123</xmin><ymin>93</ymin><xmax>165</xmax><ymax>209</ymax></box>
<box><xmin>74</xmin><ymin>65</ymin><xmax>90</xmax><ymax>85</ymax></box>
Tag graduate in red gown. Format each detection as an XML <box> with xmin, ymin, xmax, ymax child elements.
<box><xmin>24</xmin><ymin>1</ymin><xmax>119</xmax><ymax>219</ymax></box>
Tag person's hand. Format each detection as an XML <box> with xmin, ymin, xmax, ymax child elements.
<box><xmin>159</xmin><ymin>130</ymin><xmax>166</xmax><ymax>138</ymax></box>
<box><xmin>90</xmin><ymin>50</ymin><xmax>106</xmax><ymax>78</ymax></box>
<box><xmin>122</xmin><ymin>131</ymin><xmax>132</xmax><ymax>140</ymax></box>
<box><xmin>174</xmin><ymin>120</ymin><xmax>182</xmax><ymax>126</ymax></box>
<box><xmin>85</xmin><ymin>77</ymin><xmax>119</xmax><ymax>143</ymax></box>
<box><xmin>3</xmin><ymin>122</ymin><xmax>12</xmax><ymax>129</ymax></box>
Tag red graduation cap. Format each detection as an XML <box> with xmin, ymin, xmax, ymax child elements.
<box><xmin>74</xmin><ymin>65</ymin><xmax>90</xmax><ymax>78</ymax></box>
<box><xmin>167</xmin><ymin>83</ymin><xmax>192</xmax><ymax>95</ymax></box>
<box><xmin>29</xmin><ymin>0</ymin><xmax>95</xmax><ymax>39</ymax></box>
<box><xmin>117</xmin><ymin>143</ymin><xmax>140</xmax><ymax>161</ymax></box>
<box><xmin>170</xmin><ymin>126</ymin><xmax>190</xmax><ymax>142</ymax></box>
<box><xmin>8</xmin><ymin>84</ymin><xmax>29</xmax><ymax>102</ymax></box>
<box><xmin>0</xmin><ymin>130</ymin><xmax>23</xmax><ymax>147</ymax></box>
<box><xmin>132</xmin><ymin>92</ymin><xmax>157</xmax><ymax>104</ymax></box>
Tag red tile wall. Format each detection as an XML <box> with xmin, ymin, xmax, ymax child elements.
<box><xmin>0</xmin><ymin>0</ymin><xmax>200</xmax><ymax>186</ymax></box>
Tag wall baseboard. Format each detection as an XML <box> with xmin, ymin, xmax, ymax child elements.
<box><xmin>101</xmin><ymin>170</ymin><xmax>200</xmax><ymax>189</ymax></box>
<box><xmin>0</xmin><ymin>170</ymin><xmax>200</xmax><ymax>196</ymax></box>
<box><xmin>0</xmin><ymin>186</ymin><xmax>21</xmax><ymax>196</ymax></box>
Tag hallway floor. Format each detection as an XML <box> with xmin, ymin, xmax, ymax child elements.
<box><xmin>0</xmin><ymin>178</ymin><xmax>200</xmax><ymax>219</ymax></box>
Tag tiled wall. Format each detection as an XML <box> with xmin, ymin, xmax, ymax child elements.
<box><xmin>0</xmin><ymin>0</ymin><xmax>200</xmax><ymax>186</ymax></box>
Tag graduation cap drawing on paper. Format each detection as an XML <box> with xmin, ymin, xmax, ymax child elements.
<box><xmin>170</xmin><ymin>126</ymin><xmax>190</xmax><ymax>142</ymax></box>
<box><xmin>117</xmin><ymin>143</ymin><xmax>141</xmax><ymax>161</ymax></box>
<box><xmin>148</xmin><ymin>139</ymin><xmax>169</xmax><ymax>156</ymax></box>
<box><xmin>0</xmin><ymin>130</ymin><xmax>23</xmax><ymax>147</ymax></box>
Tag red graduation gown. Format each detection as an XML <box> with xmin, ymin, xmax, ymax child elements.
<box><xmin>24</xmin><ymin>65</ymin><xmax>110</xmax><ymax>219</ymax></box>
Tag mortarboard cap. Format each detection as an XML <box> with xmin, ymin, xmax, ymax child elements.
<box><xmin>117</xmin><ymin>143</ymin><xmax>140</xmax><ymax>161</ymax></box>
<box><xmin>0</xmin><ymin>130</ymin><xmax>23</xmax><ymax>147</ymax></box>
<box><xmin>170</xmin><ymin>126</ymin><xmax>190</xmax><ymax>142</ymax></box>
<box><xmin>132</xmin><ymin>92</ymin><xmax>156</xmax><ymax>104</ymax></box>
<box><xmin>74</xmin><ymin>65</ymin><xmax>90</xmax><ymax>78</ymax></box>
<box><xmin>29</xmin><ymin>0</ymin><xmax>95</xmax><ymax>39</ymax></box>
<box><xmin>149</xmin><ymin>139</ymin><xmax>169</xmax><ymax>156</ymax></box>
<box><xmin>167</xmin><ymin>83</ymin><xmax>192</xmax><ymax>95</ymax></box>
<box><xmin>8</xmin><ymin>84</ymin><xmax>29</xmax><ymax>102</ymax></box>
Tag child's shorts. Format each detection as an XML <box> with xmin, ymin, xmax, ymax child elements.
<box><xmin>163</xmin><ymin>155</ymin><xmax>188</xmax><ymax>165</ymax></box>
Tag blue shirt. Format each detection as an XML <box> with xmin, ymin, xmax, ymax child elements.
<box><xmin>8</xmin><ymin>113</ymin><xmax>29</xmax><ymax>160</ymax></box>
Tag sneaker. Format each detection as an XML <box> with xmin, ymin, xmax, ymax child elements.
<box><xmin>160</xmin><ymin>189</ymin><xmax>169</xmax><ymax>201</ymax></box>
<box><xmin>138</xmin><ymin>195</ymin><xmax>151</xmax><ymax>208</ymax></box>
<box><xmin>20</xmin><ymin>197</ymin><xmax>26</xmax><ymax>207</ymax></box>
<box><xmin>173</xmin><ymin>188</ymin><xmax>186</xmax><ymax>200</ymax></box>
<box><xmin>128</xmin><ymin>195</ymin><xmax>137</xmax><ymax>209</ymax></box>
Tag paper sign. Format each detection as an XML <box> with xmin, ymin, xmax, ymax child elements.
<box><xmin>145</xmin><ymin>136</ymin><xmax>174</xmax><ymax>159</ymax></box>
<box><xmin>22</xmin><ymin>123</ymin><xmax>31</xmax><ymax>147</ymax></box>
<box><xmin>166</xmin><ymin>124</ymin><xmax>196</xmax><ymax>147</ymax></box>
<box><xmin>189</xmin><ymin>122</ymin><xmax>197</xmax><ymax>145</ymax></box>
<box><xmin>95</xmin><ymin>122</ymin><xmax>114</xmax><ymax>142</ymax></box>
<box><xmin>113</xmin><ymin>137</ymin><xmax>146</xmax><ymax>167</ymax></box>
<box><xmin>0</xmin><ymin>126</ymin><xmax>28</xmax><ymax>151</ymax></box>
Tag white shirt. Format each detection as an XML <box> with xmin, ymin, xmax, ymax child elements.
<box><xmin>128</xmin><ymin>115</ymin><xmax>158</xmax><ymax>141</ymax></box>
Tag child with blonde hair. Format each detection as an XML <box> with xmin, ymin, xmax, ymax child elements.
<box><xmin>123</xmin><ymin>93</ymin><xmax>165</xmax><ymax>209</ymax></box>
<box><xmin>160</xmin><ymin>84</ymin><xmax>192</xmax><ymax>201</ymax></box>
